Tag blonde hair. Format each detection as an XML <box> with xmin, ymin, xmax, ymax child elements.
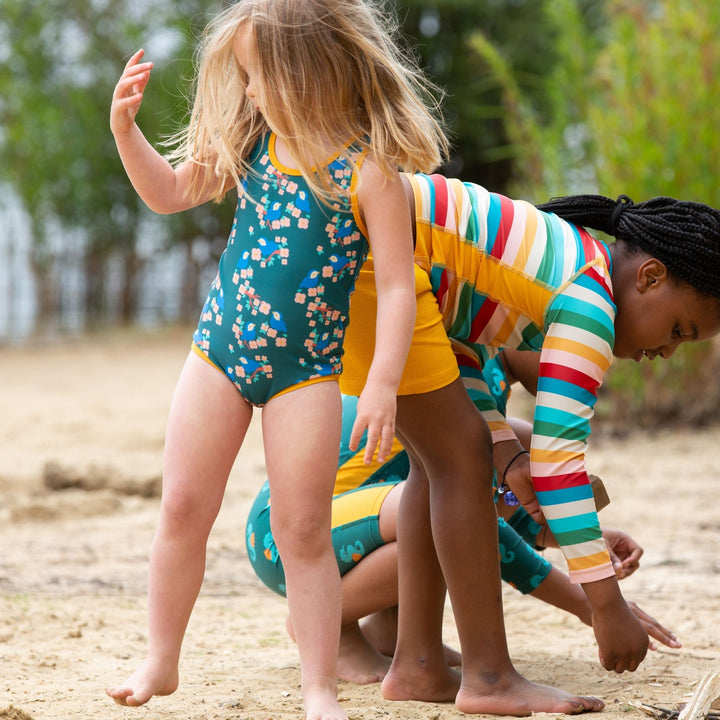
<box><xmin>167</xmin><ymin>0</ymin><xmax>449</xmax><ymax>203</ymax></box>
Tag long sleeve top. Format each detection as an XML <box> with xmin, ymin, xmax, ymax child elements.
<box><xmin>409</xmin><ymin>173</ymin><xmax>616</xmax><ymax>584</ymax></box>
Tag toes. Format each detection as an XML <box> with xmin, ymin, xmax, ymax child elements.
<box><xmin>105</xmin><ymin>688</ymin><xmax>131</xmax><ymax>707</ymax></box>
<box><xmin>574</xmin><ymin>696</ymin><xmax>604</xmax><ymax>714</ymax></box>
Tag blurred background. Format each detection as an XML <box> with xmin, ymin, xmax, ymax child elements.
<box><xmin>2</xmin><ymin>0</ymin><xmax>719</xmax><ymax>428</ymax></box>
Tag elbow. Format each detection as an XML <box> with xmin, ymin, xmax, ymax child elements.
<box><xmin>144</xmin><ymin>198</ymin><xmax>185</xmax><ymax>215</ymax></box>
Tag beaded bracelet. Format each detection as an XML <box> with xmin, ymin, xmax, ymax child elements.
<box><xmin>496</xmin><ymin>449</ymin><xmax>529</xmax><ymax>507</ymax></box>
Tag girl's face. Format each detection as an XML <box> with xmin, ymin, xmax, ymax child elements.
<box><xmin>612</xmin><ymin>259</ymin><xmax>720</xmax><ymax>361</ymax></box>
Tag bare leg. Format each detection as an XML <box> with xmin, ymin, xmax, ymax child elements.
<box><xmin>106</xmin><ymin>353</ymin><xmax>251</xmax><ymax>707</ymax></box>
<box><xmin>381</xmin><ymin>440</ymin><xmax>460</xmax><ymax>702</ymax></box>
<box><xmin>263</xmin><ymin>381</ymin><xmax>347</xmax><ymax>720</ymax></box>
<box><xmin>334</xmin><ymin>482</ymin><xmax>458</xmax><ymax>681</ymax></box>
<box><xmin>357</xmin><ymin>481</ymin><xmax>460</xmax><ymax>666</ymax></box>
<box><xmin>360</xmin><ymin>607</ymin><xmax>461</xmax><ymax>668</ymax></box>
<box><xmin>286</xmin><ymin>541</ymin><xmax>396</xmax><ymax>685</ymax></box>
<box><xmin>385</xmin><ymin>378</ymin><xmax>604</xmax><ymax>715</ymax></box>
<box><xmin>359</xmin><ymin>607</ymin><xmax>399</xmax><ymax>658</ymax></box>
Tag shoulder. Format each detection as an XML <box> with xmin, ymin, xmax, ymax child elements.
<box><xmin>356</xmin><ymin>156</ymin><xmax>403</xmax><ymax>196</ymax></box>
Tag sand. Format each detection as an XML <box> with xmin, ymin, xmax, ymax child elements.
<box><xmin>1</xmin><ymin>326</ymin><xmax>719</xmax><ymax>720</ymax></box>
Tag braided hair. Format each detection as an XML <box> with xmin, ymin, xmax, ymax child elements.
<box><xmin>536</xmin><ymin>194</ymin><xmax>720</xmax><ymax>299</ymax></box>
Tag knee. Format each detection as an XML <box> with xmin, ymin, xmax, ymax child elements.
<box><xmin>159</xmin><ymin>482</ymin><xmax>215</xmax><ymax>535</ymax></box>
<box><xmin>430</xmin><ymin>420</ymin><xmax>494</xmax><ymax>485</ymax></box>
<box><xmin>270</xmin><ymin>506</ymin><xmax>330</xmax><ymax>561</ymax></box>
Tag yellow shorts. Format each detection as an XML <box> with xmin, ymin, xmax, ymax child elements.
<box><xmin>340</xmin><ymin>258</ymin><xmax>459</xmax><ymax>397</ymax></box>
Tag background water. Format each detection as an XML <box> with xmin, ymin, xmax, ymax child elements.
<box><xmin>0</xmin><ymin>189</ymin><xmax>210</xmax><ymax>343</ymax></box>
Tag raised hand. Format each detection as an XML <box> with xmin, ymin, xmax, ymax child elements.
<box><xmin>110</xmin><ymin>49</ymin><xmax>153</xmax><ymax>136</ymax></box>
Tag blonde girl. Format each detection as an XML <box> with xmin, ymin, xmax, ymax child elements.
<box><xmin>107</xmin><ymin>2</ymin><xmax>448</xmax><ymax>718</ymax></box>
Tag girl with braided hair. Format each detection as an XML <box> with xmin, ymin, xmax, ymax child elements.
<box><xmin>339</xmin><ymin>175</ymin><xmax>720</xmax><ymax>715</ymax></box>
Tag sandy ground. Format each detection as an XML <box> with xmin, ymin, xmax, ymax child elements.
<box><xmin>1</xmin><ymin>326</ymin><xmax>719</xmax><ymax>720</ymax></box>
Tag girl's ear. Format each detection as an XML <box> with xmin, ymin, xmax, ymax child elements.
<box><xmin>636</xmin><ymin>257</ymin><xmax>668</xmax><ymax>292</ymax></box>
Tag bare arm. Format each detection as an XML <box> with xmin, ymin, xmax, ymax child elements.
<box><xmin>349</xmin><ymin>163</ymin><xmax>416</xmax><ymax>464</ymax></box>
<box><xmin>110</xmin><ymin>49</ymin><xmax>219</xmax><ymax>214</ymax></box>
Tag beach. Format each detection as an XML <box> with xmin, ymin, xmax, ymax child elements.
<box><xmin>1</xmin><ymin>326</ymin><xmax>719</xmax><ymax>720</ymax></box>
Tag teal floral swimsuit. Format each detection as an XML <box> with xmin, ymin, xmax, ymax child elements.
<box><xmin>193</xmin><ymin>132</ymin><xmax>369</xmax><ymax>406</ymax></box>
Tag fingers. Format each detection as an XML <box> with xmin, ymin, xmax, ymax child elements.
<box><xmin>350</xmin><ymin>418</ymin><xmax>394</xmax><ymax>465</ymax></box>
<box><xmin>616</xmin><ymin>555</ymin><xmax>641</xmax><ymax>579</ymax></box>
<box><xmin>604</xmin><ymin>530</ymin><xmax>643</xmax><ymax>579</ymax></box>
<box><xmin>627</xmin><ymin>602</ymin><xmax>681</xmax><ymax>649</ymax></box>
<box><xmin>111</xmin><ymin>49</ymin><xmax>154</xmax><ymax>134</ymax></box>
<box><xmin>599</xmin><ymin>652</ymin><xmax>640</xmax><ymax>674</ymax></box>
<box><xmin>621</xmin><ymin>546</ymin><xmax>643</xmax><ymax>576</ymax></box>
<box><xmin>593</xmin><ymin>606</ymin><xmax>648</xmax><ymax>674</ymax></box>
<box><xmin>646</xmin><ymin>622</ymin><xmax>681</xmax><ymax>649</ymax></box>
<box><xmin>504</xmin><ymin>461</ymin><xmax>545</xmax><ymax>524</ymax></box>
<box><xmin>114</xmin><ymin>50</ymin><xmax>153</xmax><ymax>101</ymax></box>
<box><xmin>374</xmin><ymin>423</ymin><xmax>395</xmax><ymax>465</ymax></box>
<box><xmin>125</xmin><ymin>48</ymin><xmax>146</xmax><ymax>69</ymax></box>
<box><xmin>347</xmin><ymin>416</ymin><xmax>364</xmax><ymax>453</ymax></box>
<box><xmin>362</xmin><ymin>423</ymin><xmax>380</xmax><ymax>465</ymax></box>
<box><xmin>115</xmin><ymin>63</ymin><xmax>153</xmax><ymax>98</ymax></box>
<box><xmin>351</xmin><ymin>389</ymin><xmax>397</xmax><ymax>465</ymax></box>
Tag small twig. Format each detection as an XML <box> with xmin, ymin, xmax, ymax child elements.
<box><xmin>638</xmin><ymin>700</ymin><xmax>720</xmax><ymax>720</ymax></box>
<box><xmin>642</xmin><ymin>703</ymin><xmax>680</xmax><ymax>719</ymax></box>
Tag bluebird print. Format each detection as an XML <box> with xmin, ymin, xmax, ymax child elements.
<box><xmin>265</xmin><ymin>200</ymin><xmax>283</xmax><ymax>225</ymax></box>
<box><xmin>238</xmin><ymin>356</ymin><xmax>264</xmax><ymax>379</ymax></box>
<box><xmin>239</xmin><ymin>322</ymin><xmax>257</xmax><ymax>345</ymax></box>
<box><xmin>336</xmin><ymin>218</ymin><xmax>354</xmax><ymax>240</ymax></box>
<box><xmin>269</xmin><ymin>310</ymin><xmax>287</xmax><ymax>333</ymax></box>
<box><xmin>235</xmin><ymin>250</ymin><xmax>252</xmax><ymax>271</ymax></box>
<box><xmin>257</xmin><ymin>236</ymin><xmax>282</xmax><ymax>262</ymax></box>
<box><xmin>327</xmin><ymin>254</ymin><xmax>350</xmax><ymax>273</ymax></box>
<box><xmin>294</xmin><ymin>189</ymin><xmax>311</xmax><ymax>214</ymax></box>
<box><xmin>315</xmin><ymin>331</ymin><xmax>332</xmax><ymax>353</ymax></box>
<box><xmin>192</xmin><ymin>136</ymin><xmax>368</xmax><ymax>405</ymax></box>
<box><xmin>299</xmin><ymin>269</ymin><xmax>321</xmax><ymax>289</ymax></box>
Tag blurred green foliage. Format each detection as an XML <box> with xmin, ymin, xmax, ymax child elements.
<box><xmin>0</xmin><ymin>0</ymin><xmax>234</xmax><ymax>325</ymax></box>
<box><xmin>461</xmin><ymin>0</ymin><xmax>720</xmax><ymax>426</ymax></box>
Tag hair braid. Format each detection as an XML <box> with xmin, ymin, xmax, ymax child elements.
<box><xmin>536</xmin><ymin>194</ymin><xmax>720</xmax><ymax>298</ymax></box>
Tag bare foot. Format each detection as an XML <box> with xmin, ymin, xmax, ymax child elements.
<box><xmin>337</xmin><ymin>623</ymin><xmax>390</xmax><ymax>684</ymax></box>
<box><xmin>303</xmin><ymin>682</ymin><xmax>348</xmax><ymax>720</ymax></box>
<box><xmin>455</xmin><ymin>669</ymin><xmax>604</xmax><ymax>716</ymax></box>
<box><xmin>381</xmin><ymin>655</ymin><xmax>460</xmax><ymax>703</ymax></box>
<box><xmin>105</xmin><ymin>657</ymin><xmax>178</xmax><ymax>707</ymax></box>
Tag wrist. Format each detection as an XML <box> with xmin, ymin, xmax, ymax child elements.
<box><xmin>582</xmin><ymin>575</ymin><xmax>624</xmax><ymax>613</ymax></box>
<box><xmin>493</xmin><ymin>438</ymin><xmax>525</xmax><ymax>475</ymax></box>
<box><xmin>502</xmin><ymin>449</ymin><xmax>529</xmax><ymax>485</ymax></box>
<box><xmin>361</xmin><ymin>374</ymin><xmax>399</xmax><ymax>395</ymax></box>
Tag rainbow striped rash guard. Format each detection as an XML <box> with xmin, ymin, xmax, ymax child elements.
<box><xmin>409</xmin><ymin>173</ymin><xmax>616</xmax><ymax>584</ymax></box>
